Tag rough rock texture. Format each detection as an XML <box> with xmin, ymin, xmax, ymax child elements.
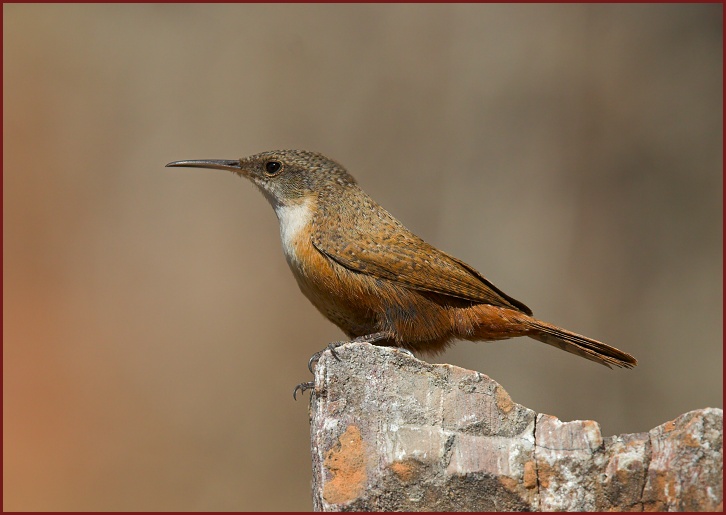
<box><xmin>309</xmin><ymin>343</ymin><xmax>722</xmax><ymax>512</ymax></box>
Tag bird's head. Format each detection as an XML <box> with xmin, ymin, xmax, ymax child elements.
<box><xmin>166</xmin><ymin>150</ymin><xmax>356</xmax><ymax>209</ymax></box>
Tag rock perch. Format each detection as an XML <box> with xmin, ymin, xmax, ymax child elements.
<box><xmin>308</xmin><ymin>343</ymin><xmax>722</xmax><ymax>511</ymax></box>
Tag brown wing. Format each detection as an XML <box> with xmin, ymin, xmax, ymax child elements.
<box><xmin>310</xmin><ymin>188</ymin><xmax>533</xmax><ymax>315</ymax></box>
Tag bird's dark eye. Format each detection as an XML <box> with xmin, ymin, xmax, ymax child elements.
<box><xmin>265</xmin><ymin>161</ymin><xmax>282</xmax><ymax>175</ymax></box>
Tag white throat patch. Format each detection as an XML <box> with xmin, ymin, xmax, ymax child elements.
<box><xmin>275</xmin><ymin>199</ymin><xmax>313</xmax><ymax>264</ymax></box>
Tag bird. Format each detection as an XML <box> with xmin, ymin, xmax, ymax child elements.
<box><xmin>166</xmin><ymin>150</ymin><xmax>637</xmax><ymax>398</ymax></box>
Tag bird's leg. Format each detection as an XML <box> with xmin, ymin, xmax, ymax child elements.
<box><xmin>307</xmin><ymin>332</ymin><xmax>393</xmax><ymax>373</ymax></box>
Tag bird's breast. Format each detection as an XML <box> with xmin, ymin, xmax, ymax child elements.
<box><xmin>273</xmin><ymin>200</ymin><xmax>377</xmax><ymax>335</ymax></box>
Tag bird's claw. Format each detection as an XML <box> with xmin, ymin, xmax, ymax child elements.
<box><xmin>397</xmin><ymin>348</ymin><xmax>415</xmax><ymax>358</ymax></box>
<box><xmin>307</xmin><ymin>353</ymin><xmax>320</xmax><ymax>374</ymax></box>
<box><xmin>328</xmin><ymin>342</ymin><xmax>343</xmax><ymax>361</ymax></box>
<box><xmin>307</xmin><ymin>341</ymin><xmax>345</xmax><ymax>373</ymax></box>
<box><xmin>293</xmin><ymin>381</ymin><xmax>314</xmax><ymax>400</ymax></box>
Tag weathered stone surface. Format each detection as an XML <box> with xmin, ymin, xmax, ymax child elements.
<box><xmin>309</xmin><ymin>343</ymin><xmax>722</xmax><ymax>511</ymax></box>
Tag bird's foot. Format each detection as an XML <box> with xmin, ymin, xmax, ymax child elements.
<box><xmin>306</xmin><ymin>332</ymin><xmax>393</xmax><ymax>373</ymax></box>
<box><xmin>295</xmin><ymin>332</ymin><xmax>400</xmax><ymax>401</ymax></box>
<box><xmin>293</xmin><ymin>381</ymin><xmax>314</xmax><ymax>401</ymax></box>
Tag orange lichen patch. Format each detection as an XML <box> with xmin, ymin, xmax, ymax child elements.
<box><xmin>536</xmin><ymin>461</ymin><xmax>554</xmax><ymax>489</ymax></box>
<box><xmin>523</xmin><ymin>460</ymin><xmax>537</xmax><ymax>489</ymax></box>
<box><xmin>681</xmin><ymin>432</ymin><xmax>702</xmax><ymax>448</ymax></box>
<box><xmin>615</xmin><ymin>467</ymin><xmax>635</xmax><ymax>486</ymax></box>
<box><xmin>644</xmin><ymin>470</ymin><xmax>679</xmax><ymax>511</ymax></box>
<box><xmin>495</xmin><ymin>385</ymin><xmax>514</xmax><ymax>414</ymax></box>
<box><xmin>323</xmin><ymin>425</ymin><xmax>367</xmax><ymax>505</ymax></box>
<box><xmin>499</xmin><ymin>476</ymin><xmax>519</xmax><ymax>492</ymax></box>
<box><xmin>389</xmin><ymin>458</ymin><xmax>423</xmax><ymax>483</ymax></box>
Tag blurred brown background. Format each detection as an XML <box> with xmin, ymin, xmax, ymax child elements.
<box><xmin>3</xmin><ymin>4</ymin><xmax>722</xmax><ymax>511</ymax></box>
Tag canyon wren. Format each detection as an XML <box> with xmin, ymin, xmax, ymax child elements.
<box><xmin>167</xmin><ymin>150</ymin><xmax>637</xmax><ymax>397</ymax></box>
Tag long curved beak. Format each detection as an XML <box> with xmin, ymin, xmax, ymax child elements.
<box><xmin>165</xmin><ymin>159</ymin><xmax>241</xmax><ymax>172</ymax></box>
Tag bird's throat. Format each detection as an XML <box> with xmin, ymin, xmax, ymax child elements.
<box><xmin>275</xmin><ymin>198</ymin><xmax>315</xmax><ymax>266</ymax></box>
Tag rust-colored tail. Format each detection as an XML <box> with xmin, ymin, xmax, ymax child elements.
<box><xmin>527</xmin><ymin>319</ymin><xmax>637</xmax><ymax>369</ymax></box>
